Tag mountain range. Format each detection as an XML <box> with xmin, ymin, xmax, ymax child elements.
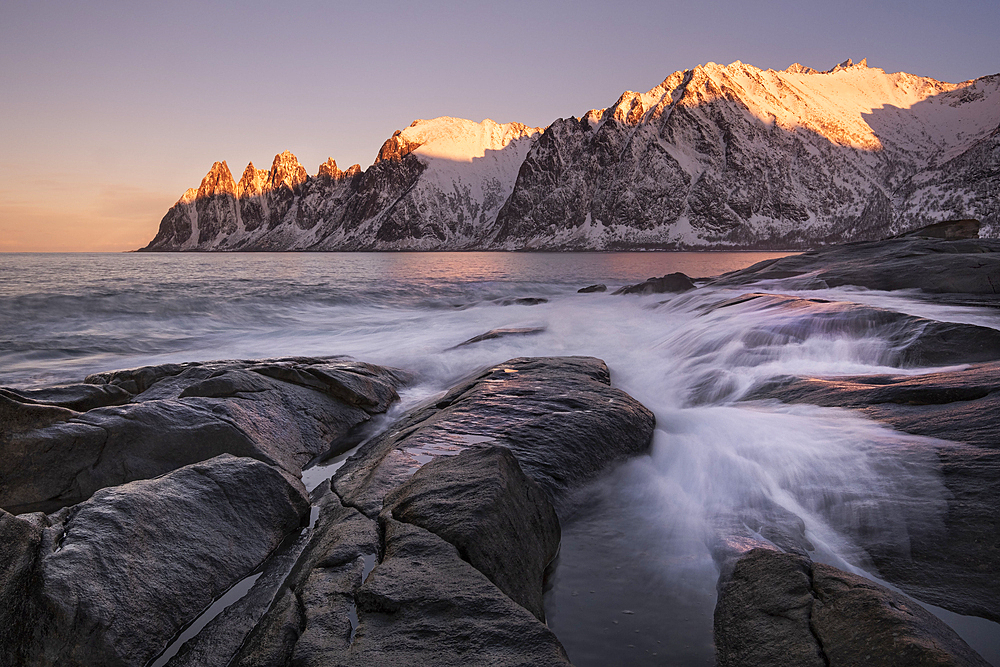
<box><xmin>141</xmin><ymin>58</ymin><xmax>1000</xmax><ymax>251</ymax></box>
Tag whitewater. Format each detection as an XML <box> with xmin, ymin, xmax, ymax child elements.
<box><xmin>2</xmin><ymin>251</ymin><xmax>998</xmax><ymax>666</ymax></box>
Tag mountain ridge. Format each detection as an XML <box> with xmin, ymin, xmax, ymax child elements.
<box><xmin>142</xmin><ymin>59</ymin><xmax>1000</xmax><ymax>251</ymax></box>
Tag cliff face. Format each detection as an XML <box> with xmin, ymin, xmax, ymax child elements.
<box><xmin>142</xmin><ymin>60</ymin><xmax>1000</xmax><ymax>251</ymax></box>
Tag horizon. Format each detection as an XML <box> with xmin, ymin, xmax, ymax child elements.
<box><xmin>2</xmin><ymin>0</ymin><xmax>998</xmax><ymax>252</ymax></box>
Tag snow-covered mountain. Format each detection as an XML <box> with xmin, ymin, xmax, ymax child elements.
<box><xmin>142</xmin><ymin>59</ymin><xmax>1000</xmax><ymax>251</ymax></box>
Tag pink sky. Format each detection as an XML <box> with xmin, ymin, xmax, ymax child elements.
<box><xmin>1</xmin><ymin>0</ymin><xmax>997</xmax><ymax>251</ymax></box>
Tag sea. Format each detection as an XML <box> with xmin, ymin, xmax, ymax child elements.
<box><xmin>2</xmin><ymin>251</ymin><xmax>998</xmax><ymax>666</ymax></box>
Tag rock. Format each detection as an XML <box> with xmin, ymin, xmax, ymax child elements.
<box><xmin>713</xmin><ymin>236</ymin><xmax>1000</xmax><ymax>294</ymax></box>
<box><xmin>1</xmin><ymin>357</ymin><xmax>405</xmax><ymax>513</ymax></box>
<box><xmin>899</xmin><ymin>219</ymin><xmax>981</xmax><ymax>240</ymax></box>
<box><xmin>350</xmin><ymin>518</ymin><xmax>571</xmax><ymax>666</ymax></box>
<box><xmin>334</xmin><ymin>356</ymin><xmax>656</xmax><ymax>515</ymax></box>
<box><xmin>493</xmin><ymin>296</ymin><xmax>548</xmax><ymax>306</ymax></box>
<box><xmin>16</xmin><ymin>455</ymin><xmax>308</xmax><ymax>667</ymax></box>
<box><xmin>0</xmin><ymin>384</ymin><xmax>132</xmax><ymax>412</ymax></box>
<box><xmin>578</xmin><ymin>283</ymin><xmax>607</xmax><ymax>293</ymax></box>
<box><xmin>747</xmin><ymin>362</ymin><xmax>1000</xmax><ymax>621</ymax></box>
<box><xmin>613</xmin><ymin>272</ymin><xmax>696</xmax><ymax>295</ymax></box>
<box><xmin>0</xmin><ymin>511</ymin><xmax>43</xmax><ymax>666</ymax></box>
<box><xmin>448</xmin><ymin>327</ymin><xmax>545</xmax><ymax>349</ymax></box>
<box><xmin>382</xmin><ymin>447</ymin><xmax>560</xmax><ymax>621</ymax></box>
<box><xmin>238</xmin><ymin>356</ymin><xmax>651</xmax><ymax>666</ymax></box>
<box><xmin>702</xmin><ymin>292</ymin><xmax>1000</xmax><ymax>369</ymax></box>
<box><xmin>715</xmin><ymin>548</ymin><xmax>991</xmax><ymax>667</ymax></box>
<box><xmin>229</xmin><ymin>481</ymin><xmax>380</xmax><ymax>667</ymax></box>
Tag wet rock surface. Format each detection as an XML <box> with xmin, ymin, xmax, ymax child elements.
<box><xmin>0</xmin><ymin>357</ymin><xmax>406</xmax><ymax>513</ymax></box>
<box><xmin>449</xmin><ymin>326</ymin><xmax>545</xmax><ymax>349</ymax></box>
<box><xmin>3</xmin><ymin>455</ymin><xmax>308</xmax><ymax>667</ymax></box>
<box><xmin>748</xmin><ymin>363</ymin><xmax>1000</xmax><ymax>622</ymax></box>
<box><xmin>715</xmin><ymin>548</ymin><xmax>991</xmax><ymax>667</ymax></box>
<box><xmin>334</xmin><ymin>356</ymin><xmax>656</xmax><ymax>514</ymax></box>
<box><xmin>713</xmin><ymin>235</ymin><xmax>1000</xmax><ymax>294</ymax></box>
<box><xmin>234</xmin><ymin>356</ymin><xmax>648</xmax><ymax>667</ymax></box>
<box><xmin>1</xmin><ymin>355</ymin><xmax>653</xmax><ymax>666</ymax></box>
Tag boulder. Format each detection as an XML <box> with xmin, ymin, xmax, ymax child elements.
<box><xmin>715</xmin><ymin>548</ymin><xmax>991</xmax><ymax>667</ymax></box>
<box><xmin>236</xmin><ymin>357</ymin><xmax>651</xmax><ymax>667</ymax></box>
<box><xmin>1</xmin><ymin>357</ymin><xmax>406</xmax><ymax>513</ymax></box>
<box><xmin>334</xmin><ymin>356</ymin><xmax>656</xmax><ymax>515</ymax></box>
<box><xmin>13</xmin><ymin>455</ymin><xmax>308</xmax><ymax>667</ymax></box>
<box><xmin>381</xmin><ymin>446</ymin><xmax>560</xmax><ymax>621</ymax></box>
<box><xmin>613</xmin><ymin>272</ymin><xmax>696</xmax><ymax>295</ymax></box>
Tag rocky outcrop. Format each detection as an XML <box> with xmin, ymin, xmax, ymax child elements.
<box><xmin>0</xmin><ymin>357</ymin><xmax>406</xmax><ymax>513</ymax></box>
<box><xmin>231</xmin><ymin>356</ymin><xmax>653</xmax><ymax>666</ymax></box>
<box><xmin>2</xmin><ymin>455</ymin><xmax>309</xmax><ymax>667</ymax></box>
<box><xmin>0</xmin><ymin>355</ymin><xmax>657</xmax><ymax>666</ymax></box>
<box><xmin>712</xmin><ymin>234</ymin><xmax>1000</xmax><ymax>294</ymax></box>
<box><xmin>613</xmin><ymin>272</ymin><xmax>696</xmax><ymax>295</ymax></box>
<box><xmin>747</xmin><ymin>362</ymin><xmax>1000</xmax><ymax>622</ymax></box>
<box><xmin>715</xmin><ymin>548</ymin><xmax>991</xmax><ymax>667</ymax></box>
<box><xmin>141</xmin><ymin>61</ymin><xmax>1000</xmax><ymax>251</ymax></box>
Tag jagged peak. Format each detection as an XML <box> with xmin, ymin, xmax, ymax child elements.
<box><xmin>268</xmin><ymin>150</ymin><xmax>307</xmax><ymax>191</ymax></box>
<box><xmin>376</xmin><ymin>130</ymin><xmax>423</xmax><ymax>163</ymax></box>
<box><xmin>317</xmin><ymin>157</ymin><xmax>347</xmax><ymax>181</ymax></box>
<box><xmin>343</xmin><ymin>164</ymin><xmax>362</xmax><ymax>178</ymax></box>
<box><xmin>826</xmin><ymin>58</ymin><xmax>868</xmax><ymax>73</ymax></box>
<box><xmin>376</xmin><ymin>116</ymin><xmax>540</xmax><ymax>164</ymax></box>
<box><xmin>237</xmin><ymin>162</ymin><xmax>269</xmax><ymax>198</ymax></box>
<box><xmin>197</xmin><ymin>161</ymin><xmax>236</xmax><ymax>198</ymax></box>
<box><xmin>785</xmin><ymin>63</ymin><xmax>819</xmax><ymax>75</ymax></box>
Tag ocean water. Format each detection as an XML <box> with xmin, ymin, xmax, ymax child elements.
<box><xmin>2</xmin><ymin>251</ymin><xmax>998</xmax><ymax>665</ymax></box>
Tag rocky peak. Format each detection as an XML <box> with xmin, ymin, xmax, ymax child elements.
<box><xmin>268</xmin><ymin>151</ymin><xmax>307</xmax><ymax>192</ymax></box>
<box><xmin>237</xmin><ymin>162</ymin><xmax>269</xmax><ymax>198</ymax></box>
<box><xmin>317</xmin><ymin>157</ymin><xmax>344</xmax><ymax>181</ymax></box>
<box><xmin>609</xmin><ymin>91</ymin><xmax>647</xmax><ymax>125</ymax></box>
<box><xmin>376</xmin><ymin>130</ymin><xmax>424</xmax><ymax>163</ymax></box>
<box><xmin>197</xmin><ymin>161</ymin><xmax>237</xmax><ymax>199</ymax></box>
<box><xmin>826</xmin><ymin>57</ymin><xmax>868</xmax><ymax>73</ymax></box>
<box><xmin>343</xmin><ymin>164</ymin><xmax>362</xmax><ymax>178</ymax></box>
<box><xmin>785</xmin><ymin>63</ymin><xmax>818</xmax><ymax>75</ymax></box>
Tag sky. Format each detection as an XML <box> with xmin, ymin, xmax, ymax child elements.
<box><xmin>1</xmin><ymin>0</ymin><xmax>997</xmax><ymax>252</ymax></box>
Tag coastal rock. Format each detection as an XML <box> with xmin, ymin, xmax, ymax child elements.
<box><xmin>382</xmin><ymin>446</ymin><xmax>560</xmax><ymax>621</ymax></box>
<box><xmin>449</xmin><ymin>326</ymin><xmax>545</xmax><ymax>349</ymax></box>
<box><xmin>0</xmin><ymin>357</ymin><xmax>405</xmax><ymax>513</ymax></box>
<box><xmin>747</xmin><ymin>362</ymin><xmax>1000</xmax><ymax>621</ymax></box>
<box><xmin>0</xmin><ymin>384</ymin><xmax>131</xmax><ymax>412</ymax></box>
<box><xmin>236</xmin><ymin>356</ymin><xmax>650</xmax><ymax>666</ymax></box>
<box><xmin>0</xmin><ymin>511</ymin><xmax>43</xmax><ymax>666</ymax></box>
<box><xmin>700</xmin><ymin>292</ymin><xmax>1000</xmax><ymax>370</ymax></box>
<box><xmin>577</xmin><ymin>283</ymin><xmax>607</xmax><ymax>293</ymax></box>
<box><xmin>348</xmin><ymin>518</ymin><xmax>571</xmax><ymax>667</ymax></box>
<box><xmin>613</xmin><ymin>272</ymin><xmax>696</xmax><ymax>295</ymax></box>
<box><xmin>715</xmin><ymin>548</ymin><xmax>991</xmax><ymax>667</ymax></box>
<box><xmin>14</xmin><ymin>455</ymin><xmax>308</xmax><ymax>667</ymax></box>
<box><xmin>334</xmin><ymin>356</ymin><xmax>656</xmax><ymax>515</ymax></box>
<box><xmin>713</xmin><ymin>236</ymin><xmax>1000</xmax><ymax>294</ymax></box>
